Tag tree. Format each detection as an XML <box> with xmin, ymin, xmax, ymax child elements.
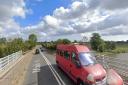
<box><xmin>98</xmin><ymin>42</ymin><xmax>106</xmax><ymax>52</ymax></box>
<box><xmin>0</xmin><ymin>38</ymin><xmax>6</xmax><ymax>43</ymax></box>
<box><xmin>28</xmin><ymin>34</ymin><xmax>37</xmax><ymax>49</ymax></box>
<box><xmin>0</xmin><ymin>34</ymin><xmax>38</xmax><ymax>58</ymax></box>
<box><xmin>62</xmin><ymin>39</ymin><xmax>71</xmax><ymax>44</ymax></box>
<box><xmin>90</xmin><ymin>33</ymin><xmax>105</xmax><ymax>52</ymax></box>
<box><xmin>111</xmin><ymin>42</ymin><xmax>116</xmax><ymax>50</ymax></box>
<box><xmin>127</xmin><ymin>40</ymin><xmax>128</xmax><ymax>43</ymax></box>
<box><xmin>0</xmin><ymin>44</ymin><xmax>6</xmax><ymax>57</ymax></box>
<box><xmin>105</xmin><ymin>41</ymin><xmax>116</xmax><ymax>50</ymax></box>
<box><xmin>13</xmin><ymin>38</ymin><xmax>24</xmax><ymax>51</ymax></box>
<box><xmin>29</xmin><ymin>34</ymin><xmax>37</xmax><ymax>42</ymax></box>
<box><xmin>73</xmin><ymin>40</ymin><xmax>77</xmax><ymax>43</ymax></box>
<box><xmin>56</xmin><ymin>39</ymin><xmax>71</xmax><ymax>44</ymax></box>
<box><xmin>56</xmin><ymin>39</ymin><xmax>63</xmax><ymax>44</ymax></box>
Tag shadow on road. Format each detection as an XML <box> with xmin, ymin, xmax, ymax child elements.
<box><xmin>38</xmin><ymin>64</ymin><xmax>74</xmax><ymax>85</ymax></box>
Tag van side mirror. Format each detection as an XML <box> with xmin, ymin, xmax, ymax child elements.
<box><xmin>75</xmin><ymin>61</ymin><xmax>81</xmax><ymax>68</ymax></box>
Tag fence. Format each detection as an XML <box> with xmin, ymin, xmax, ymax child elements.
<box><xmin>0</xmin><ymin>50</ymin><xmax>33</xmax><ymax>85</ymax></box>
<box><xmin>0</xmin><ymin>51</ymin><xmax>22</xmax><ymax>71</ymax></box>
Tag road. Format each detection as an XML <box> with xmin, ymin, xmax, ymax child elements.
<box><xmin>23</xmin><ymin>50</ymin><xmax>74</xmax><ymax>85</ymax></box>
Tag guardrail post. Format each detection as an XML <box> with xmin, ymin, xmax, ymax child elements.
<box><xmin>13</xmin><ymin>53</ymin><xmax>16</xmax><ymax>63</ymax></box>
<box><xmin>20</xmin><ymin>51</ymin><xmax>22</xmax><ymax>57</ymax></box>
<box><xmin>8</xmin><ymin>55</ymin><xmax>10</xmax><ymax>65</ymax></box>
<box><xmin>0</xmin><ymin>59</ymin><xmax>1</xmax><ymax>70</ymax></box>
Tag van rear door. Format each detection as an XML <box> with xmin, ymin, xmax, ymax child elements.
<box><xmin>69</xmin><ymin>52</ymin><xmax>81</xmax><ymax>82</ymax></box>
<box><xmin>61</xmin><ymin>51</ymin><xmax>71</xmax><ymax>73</ymax></box>
<box><xmin>56</xmin><ymin>49</ymin><xmax>64</xmax><ymax>68</ymax></box>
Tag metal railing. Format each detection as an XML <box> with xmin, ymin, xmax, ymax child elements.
<box><xmin>0</xmin><ymin>51</ymin><xmax>22</xmax><ymax>71</ymax></box>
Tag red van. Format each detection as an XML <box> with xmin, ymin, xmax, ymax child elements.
<box><xmin>56</xmin><ymin>44</ymin><xmax>123</xmax><ymax>85</ymax></box>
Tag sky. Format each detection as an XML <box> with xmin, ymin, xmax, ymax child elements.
<box><xmin>0</xmin><ymin>0</ymin><xmax>128</xmax><ymax>41</ymax></box>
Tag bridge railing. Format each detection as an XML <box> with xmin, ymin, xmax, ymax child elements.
<box><xmin>0</xmin><ymin>51</ymin><xmax>22</xmax><ymax>71</ymax></box>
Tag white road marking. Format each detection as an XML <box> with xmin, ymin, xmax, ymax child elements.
<box><xmin>39</xmin><ymin>50</ymin><xmax>66</xmax><ymax>85</ymax></box>
<box><xmin>32</xmin><ymin>60</ymin><xmax>41</xmax><ymax>73</ymax></box>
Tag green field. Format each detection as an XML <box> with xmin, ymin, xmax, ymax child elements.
<box><xmin>100</xmin><ymin>43</ymin><xmax>128</xmax><ymax>56</ymax></box>
<box><xmin>112</xmin><ymin>43</ymin><xmax>128</xmax><ymax>53</ymax></box>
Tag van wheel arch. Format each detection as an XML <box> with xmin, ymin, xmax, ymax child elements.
<box><xmin>76</xmin><ymin>78</ymin><xmax>83</xmax><ymax>85</ymax></box>
<box><xmin>56</xmin><ymin>61</ymin><xmax>60</xmax><ymax>69</ymax></box>
<box><xmin>76</xmin><ymin>78</ymin><xmax>89</xmax><ymax>85</ymax></box>
<box><xmin>56</xmin><ymin>60</ymin><xmax>59</xmax><ymax>64</ymax></box>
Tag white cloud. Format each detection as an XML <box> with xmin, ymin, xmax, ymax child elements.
<box><xmin>101</xmin><ymin>25</ymin><xmax>128</xmax><ymax>36</ymax></box>
<box><xmin>54</xmin><ymin>1</ymin><xmax>88</xmax><ymax>19</ymax></box>
<box><xmin>12</xmin><ymin>6</ymin><xmax>25</xmax><ymax>18</ymax></box>
<box><xmin>0</xmin><ymin>0</ymin><xmax>28</xmax><ymax>39</ymax></box>
<box><xmin>0</xmin><ymin>26</ymin><xmax>3</xmax><ymax>33</ymax></box>
<box><xmin>101</xmin><ymin>0</ymin><xmax>128</xmax><ymax>10</ymax></box>
<box><xmin>0</xmin><ymin>19</ymin><xmax>21</xmax><ymax>35</ymax></box>
<box><xmin>0</xmin><ymin>0</ymin><xmax>26</xmax><ymax>20</ymax></box>
<box><xmin>44</xmin><ymin>15</ymin><xmax>60</xmax><ymax>28</ymax></box>
<box><xmin>85</xmin><ymin>0</ymin><xmax>128</xmax><ymax>10</ymax></box>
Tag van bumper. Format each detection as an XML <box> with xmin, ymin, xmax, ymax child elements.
<box><xmin>84</xmin><ymin>76</ymin><xmax>107</xmax><ymax>85</ymax></box>
<box><xmin>92</xmin><ymin>76</ymin><xmax>107</xmax><ymax>85</ymax></box>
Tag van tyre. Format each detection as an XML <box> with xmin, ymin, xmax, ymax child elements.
<box><xmin>56</xmin><ymin>61</ymin><xmax>60</xmax><ymax>69</ymax></box>
<box><xmin>78</xmin><ymin>82</ymin><xmax>84</xmax><ymax>85</ymax></box>
<box><xmin>77</xmin><ymin>80</ymin><xmax>84</xmax><ymax>85</ymax></box>
<box><xmin>57</xmin><ymin>64</ymin><xmax>60</xmax><ymax>69</ymax></box>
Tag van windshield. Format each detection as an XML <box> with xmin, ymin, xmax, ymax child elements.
<box><xmin>79</xmin><ymin>52</ymin><xmax>97</xmax><ymax>66</ymax></box>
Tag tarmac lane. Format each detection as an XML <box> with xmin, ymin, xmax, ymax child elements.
<box><xmin>23</xmin><ymin>50</ymin><xmax>74</xmax><ymax>85</ymax></box>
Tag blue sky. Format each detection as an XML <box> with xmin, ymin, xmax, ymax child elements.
<box><xmin>15</xmin><ymin>0</ymin><xmax>72</xmax><ymax>27</ymax></box>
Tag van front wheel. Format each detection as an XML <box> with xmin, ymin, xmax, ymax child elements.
<box><xmin>77</xmin><ymin>80</ymin><xmax>84</xmax><ymax>85</ymax></box>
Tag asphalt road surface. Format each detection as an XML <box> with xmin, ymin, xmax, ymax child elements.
<box><xmin>23</xmin><ymin>49</ymin><xmax>74</xmax><ymax>85</ymax></box>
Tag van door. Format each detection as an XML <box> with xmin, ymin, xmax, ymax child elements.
<box><xmin>62</xmin><ymin>51</ymin><xmax>71</xmax><ymax>73</ymax></box>
<box><xmin>69</xmin><ymin>52</ymin><xmax>81</xmax><ymax>82</ymax></box>
<box><xmin>57</xmin><ymin>50</ymin><xmax>64</xmax><ymax>68</ymax></box>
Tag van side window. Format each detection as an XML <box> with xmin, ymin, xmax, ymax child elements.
<box><xmin>60</xmin><ymin>51</ymin><xmax>64</xmax><ymax>56</ymax></box>
<box><xmin>64</xmin><ymin>51</ymin><xmax>70</xmax><ymax>59</ymax></box>
<box><xmin>71</xmin><ymin>52</ymin><xmax>77</xmax><ymax>63</ymax></box>
<box><xmin>59</xmin><ymin>50</ymin><xmax>61</xmax><ymax>56</ymax></box>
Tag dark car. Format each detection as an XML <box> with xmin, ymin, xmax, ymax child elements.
<box><xmin>35</xmin><ymin>49</ymin><xmax>39</xmax><ymax>54</ymax></box>
<box><xmin>40</xmin><ymin>47</ymin><xmax>46</xmax><ymax>52</ymax></box>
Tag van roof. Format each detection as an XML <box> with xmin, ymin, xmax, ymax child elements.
<box><xmin>57</xmin><ymin>44</ymin><xmax>90</xmax><ymax>52</ymax></box>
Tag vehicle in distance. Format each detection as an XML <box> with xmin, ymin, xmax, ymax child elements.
<box><xmin>40</xmin><ymin>47</ymin><xmax>43</xmax><ymax>52</ymax></box>
<box><xmin>35</xmin><ymin>49</ymin><xmax>39</xmax><ymax>54</ymax></box>
<box><xmin>56</xmin><ymin>44</ymin><xmax>123</xmax><ymax>85</ymax></box>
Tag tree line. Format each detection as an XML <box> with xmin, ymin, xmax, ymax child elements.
<box><xmin>1</xmin><ymin>32</ymin><xmax>125</xmax><ymax>58</ymax></box>
<box><xmin>41</xmin><ymin>33</ymin><xmax>117</xmax><ymax>52</ymax></box>
<box><xmin>0</xmin><ymin>34</ymin><xmax>37</xmax><ymax>58</ymax></box>
<box><xmin>41</xmin><ymin>39</ymin><xmax>71</xmax><ymax>50</ymax></box>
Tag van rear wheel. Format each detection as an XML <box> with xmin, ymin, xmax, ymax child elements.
<box><xmin>79</xmin><ymin>82</ymin><xmax>84</xmax><ymax>85</ymax></box>
<box><xmin>56</xmin><ymin>61</ymin><xmax>60</xmax><ymax>68</ymax></box>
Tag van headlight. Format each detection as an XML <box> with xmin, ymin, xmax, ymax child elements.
<box><xmin>87</xmin><ymin>74</ymin><xmax>95</xmax><ymax>83</ymax></box>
